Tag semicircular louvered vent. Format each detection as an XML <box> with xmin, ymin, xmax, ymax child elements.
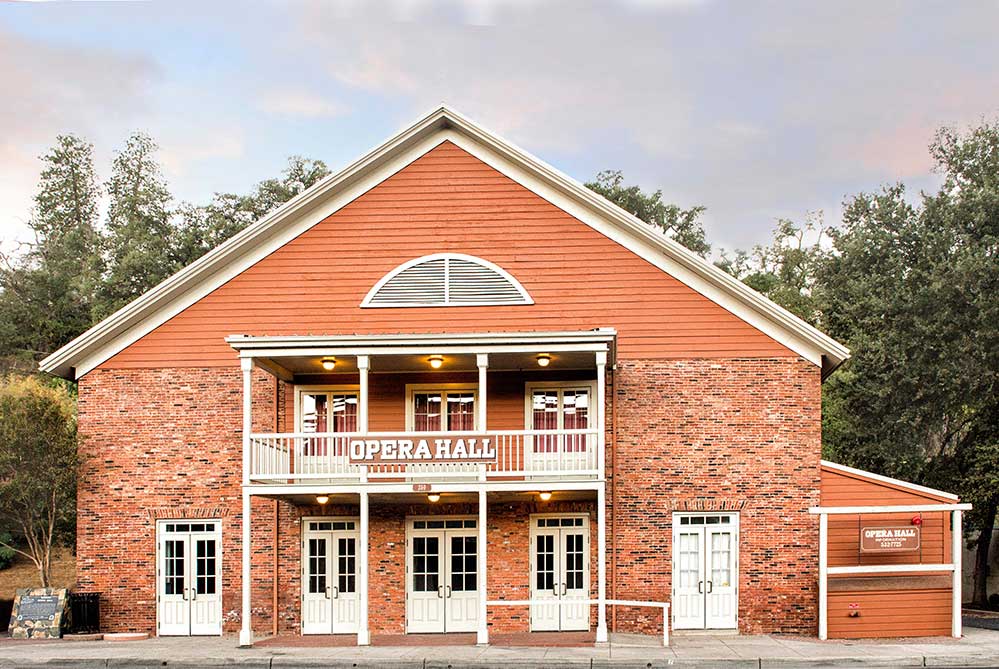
<box><xmin>362</xmin><ymin>254</ymin><xmax>533</xmax><ymax>307</ymax></box>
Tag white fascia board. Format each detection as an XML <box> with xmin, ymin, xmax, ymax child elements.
<box><xmin>439</xmin><ymin>123</ymin><xmax>848</xmax><ymax>373</ymax></box>
<box><xmin>809</xmin><ymin>503</ymin><xmax>972</xmax><ymax>514</ymax></box>
<box><xmin>820</xmin><ymin>459</ymin><xmax>960</xmax><ymax>502</ymax></box>
<box><xmin>226</xmin><ymin>330</ymin><xmax>616</xmax><ymax>349</ymax></box>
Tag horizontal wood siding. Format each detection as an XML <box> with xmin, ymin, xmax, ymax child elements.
<box><xmin>102</xmin><ymin>141</ymin><xmax>792</xmax><ymax>371</ymax></box>
<box><xmin>827</xmin><ymin>588</ymin><xmax>951</xmax><ymax>638</ymax></box>
<box><xmin>821</xmin><ymin>466</ymin><xmax>954</xmax><ymax>569</ymax></box>
<box><xmin>283</xmin><ymin>370</ymin><xmax>595</xmax><ymax>432</ymax></box>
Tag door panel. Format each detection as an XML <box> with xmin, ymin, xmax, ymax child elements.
<box><xmin>672</xmin><ymin>516</ymin><xmax>738</xmax><ymax>630</ymax></box>
<box><xmin>157</xmin><ymin>522</ymin><xmax>222</xmax><ymax>636</ymax></box>
<box><xmin>302</xmin><ymin>536</ymin><xmax>332</xmax><ymax>634</ymax></box>
<box><xmin>407</xmin><ymin>533</ymin><xmax>445</xmax><ymax>633</ymax></box>
<box><xmin>332</xmin><ymin>536</ymin><xmax>359</xmax><ymax>633</ymax></box>
<box><xmin>530</xmin><ymin>517</ymin><xmax>590</xmax><ymax>632</ymax></box>
<box><xmin>406</xmin><ymin>522</ymin><xmax>479</xmax><ymax>633</ymax></box>
<box><xmin>302</xmin><ymin>524</ymin><xmax>360</xmax><ymax>635</ymax></box>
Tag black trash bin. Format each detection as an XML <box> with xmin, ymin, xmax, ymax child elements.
<box><xmin>67</xmin><ymin>592</ymin><xmax>100</xmax><ymax>634</ymax></box>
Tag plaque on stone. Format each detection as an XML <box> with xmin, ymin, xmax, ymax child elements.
<box><xmin>8</xmin><ymin>588</ymin><xmax>67</xmax><ymax>639</ymax></box>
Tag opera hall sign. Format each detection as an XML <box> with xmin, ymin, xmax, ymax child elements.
<box><xmin>349</xmin><ymin>435</ymin><xmax>497</xmax><ymax>464</ymax></box>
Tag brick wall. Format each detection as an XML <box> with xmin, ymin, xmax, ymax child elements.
<box><xmin>77</xmin><ymin>356</ymin><xmax>820</xmax><ymax>637</ymax></box>
<box><xmin>609</xmin><ymin>357</ymin><xmax>821</xmax><ymax>635</ymax></box>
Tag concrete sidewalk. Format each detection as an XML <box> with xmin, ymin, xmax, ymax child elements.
<box><xmin>1</xmin><ymin>628</ymin><xmax>999</xmax><ymax>668</ymax></box>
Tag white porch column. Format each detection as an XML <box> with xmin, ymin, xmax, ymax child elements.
<box><xmin>952</xmin><ymin>509</ymin><xmax>962</xmax><ymax>638</ymax></box>
<box><xmin>477</xmin><ymin>488</ymin><xmax>488</xmax><ymax>645</ymax></box>
<box><xmin>358</xmin><ymin>491</ymin><xmax>371</xmax><ymax>645</ymax></box>
<box><xmin>595</xmin><ymin>350</ymin><xmax>608</xmax><ymax>643</ymax></box>
<box><xmin>239</xmin><ymin>357</ymin><xmax>254</xmax><ymax>647</ymax></box>
<box><xmin>358</xmin><ymin>355</ymin><xmax>370</xmax><ymax>483</ymax></box>
<box><xmin>239</xmin><ymin>490</ymin><xmax>253</xmax><ymax>646</ymax></box>
<box><xmin>597</xmin><ymin>483</ymin><xmax>608</xmax><ymax>643</ymax></box>
<box><xmin>818</xmin><ymin>512</ymin><xmax>828</xmax><ymax>640</ymax></box>
<box><xmin>241</xmin><ymin>357</ymin><xmax>253</xmax><ymax>485</ymax></box>
<box><xmin>476</xmin><ymin>353</ymin><xmax>488</xmax><ymax>429</ymax></box>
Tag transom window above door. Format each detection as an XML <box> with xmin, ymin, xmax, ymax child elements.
<box><xmin>407</xmin><ymin>385</ymin><xmax>477</xmax><ymax>432</ymax></box>
<box><xmin>298</xmin><ymin>388</ymin><xmax>359</xmax><ymax>433</ymax></box>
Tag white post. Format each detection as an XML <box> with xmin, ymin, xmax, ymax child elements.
<box><xmin>818</xmin><ymin>512</ymin><xmax>828</xmax><ymax>640</ymax></box>
<box><xmin>358</xmin><ymin>355</ymin><xmax>369</xmax><ymax>484</ymax></box>
<box><xmin>595</xmin><ymin>350</ymin><xmax>608</xmax><ymax>643</ymax></box>
<box><xmin>241</xmin><ymin>357</ymin><xmax>253</xmax><ymax>485</ymax></box>
<box><xmin>477</xmin><ymin>488</ymin><xmax>488</xmax><ymax>645</ymax></box>
<box><xmin>476</xmin><ymin>353</ymin><xmax>488</xmax><ymax>430</ymax></box>
<box><xmin>952</xmin><ymin>509</ymin><xmax>962</xmax><ymax>638</ymax></box>
<box><xmin>239</xmin><ymin>357</ymin><xmax>254</xmax><ymax>647</ymax></box>
<box><xmin>597</xmin><ymin>483</ymin><xmax>608</xmax><ymax>643</ymax></box>
<box><xmin>239</xmin><ymin>490</ymin><xmax>253</xmax><ymax>646</ymax></box>
<box><xmin>358</xmin><ymin>491</ymin><xmax>370</xmax><ymax>645</ymax></box>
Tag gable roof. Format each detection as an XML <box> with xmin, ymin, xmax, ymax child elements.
<box><xmin>39</xmin><ymin>105</ymin><xmax>849</xmax><ymax>380</ymax></box>
<box><xmin>821</xmin><ymin>460</ymin><xmax>959</xmax><ymax>503</ymax></box>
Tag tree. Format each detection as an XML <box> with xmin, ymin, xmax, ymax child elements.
<box><xmin>0</xmin><ymin>376</ymin><xmax>78</xmax><ymax>587</ymax></box>
<box><xmin>586</xmin><ymin>170</ymin><xmax>711</xmax><ymax>257</ymax></box>
<box><xmin>95</xmin><ymin>132</ymin><xmax>175</xmax><ymax>320</ymax></box>
<box><xmin>717</xmin><ymin>214</ymin><xmax>830</xmax><ymax>326</ymax></box>
<box><xmin>0</xmin><ymin>135</ymin><xmax>103</xmax><ymax>371</ymax></box>
<box><xmin>818</xmin><ymin>121</ymin><xmax>999</xmax><ymax>606</ymax></box>
<box><xmin>174</xmin><ymin>156</ymin><xmax>331</xmax><ymax>267</ymax></box>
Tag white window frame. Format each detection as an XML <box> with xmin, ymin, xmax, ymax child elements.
<box><xmin>523</xmin><ymin>381</ymin><xmax>598</xmax><ymax>430</ymax></box>
<box><xmin>294</xmin><ymin>384</ymin><xmax>361</xmax><ymax>433</ymax></box>
<box><xmin>405</xmin><ymin>383</ymin><xmax>479</xmax><ymax>432</ymax></box>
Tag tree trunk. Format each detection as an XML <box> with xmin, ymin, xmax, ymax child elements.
<box><xmin>972</xmin><ymin>496</ymin><xmax>998</xmax><ymax>608</ymax></box>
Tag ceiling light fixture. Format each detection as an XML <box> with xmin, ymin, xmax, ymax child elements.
<box><xmin>536</xmin><ymin>353</ymin><xmax>551</xmax><ymax>367</ymax></box>
<box><xmin>539</xmin><ymin>491</ymin><xmax>552</xmax><ymax>502</ymax></box>
<box><xmin>428</xmin><ymin>355</ymin><xmax>444</xmax><ymax>369</ymax></box>
<box><xmin>427</xmin><ymin>492</ymin><xmax>441</xmax><ymax>503</ymax></box>
<box><xmin>321</xmin><ymin>357</ymin><xmax>336</xmax><ymax>371</ymax></box>
<box><xmin>316</xmin><ymin>495</ymin><xmax>330</xmax><ymax>505</ymax></box>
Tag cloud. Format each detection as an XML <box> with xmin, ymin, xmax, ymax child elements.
<box><xmin>0</xmin><ymin>25</ymin><xmax>158</xmax><ymax>242</ymax></box>
<box><xmin>258</xmin><ymin>88</ymin><xmax>349</xmax><ymax>119</ymax></box>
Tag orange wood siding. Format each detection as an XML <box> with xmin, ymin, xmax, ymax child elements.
<box><xmin>827</xmin><ymin>588</ymin><xmax>951</xmax><ymax>639</ymax></box>
<box><xmin>283</xmin><ymin>370</ymin><xmax>594</xmax><ymax>432</ymax></box>
<box><xmin>101</xmin><ymin>141</ymin><xmax>793</xmax><ymax>371</ymax></box>
<box><xmin>821</xmin><ymin>466</ymin><xmax>954</xmax><ymax>569</ymax></box>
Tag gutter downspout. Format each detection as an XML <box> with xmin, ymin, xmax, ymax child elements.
<box><xmin>610</xmin><ymin>365</ymin><xmax>617</xmax><ymax>633</ymax></box>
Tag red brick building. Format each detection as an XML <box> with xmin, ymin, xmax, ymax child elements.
<box><xmin>43</xmin><ymin>107</ymin><xmax>958</xmax><ymax>645</ymax></box>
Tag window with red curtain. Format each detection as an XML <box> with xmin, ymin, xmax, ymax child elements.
<box><xmin>413</xmin><ymin>390</ymin><xmax>475</xmax><ymax>431</ymax></box>
<box><xmin>531</xmin><ymin>388</ymin><xmax>590</xmax><ymax>453</ymax></box>
<box><xmin>302</xmin><ymin>391</ymin><xmax>358</xmax><ymax>456</ymax></box>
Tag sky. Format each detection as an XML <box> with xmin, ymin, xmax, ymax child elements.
<box><xmin>2</xmin><ymin>0</ymin><xmax>999</xmax><ymax>255</ymax></box>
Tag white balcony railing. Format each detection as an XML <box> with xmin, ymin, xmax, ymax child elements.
<box><xmin>248</xmin><ymin>428</ymin><xmax>601</xmax><ymax>484</ymax></box>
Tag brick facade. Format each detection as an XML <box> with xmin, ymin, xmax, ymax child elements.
<box><xmin>76</xmin><ymin>356</ymin><xmax>820</xmax><ymax>637</ymax></box>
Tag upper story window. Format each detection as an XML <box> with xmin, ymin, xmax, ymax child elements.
<box><xmin>406</xmin><ymin>384</ymin><xmax>478</xmax><ymax>432</ymax></box>
<box><xmin>361</xmin><ymin>253</ymin><xmax>533</xmax><ymax>307</ymax></box>
<box><xmin>299</xmin><ymin>388</ymin><xmax>359</xmax><ymax>433</ymax></box>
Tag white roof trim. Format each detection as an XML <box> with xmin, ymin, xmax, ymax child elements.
<box><xmin>40</xmin><ymin>104</ymin><xmax>849</xmax><ymax>380</ymax></box>
<box><xmin>360</xmin><ymin>253</ymin><xmax>534</xmax><ymax>308</ymax></box>
<box><xmin>821</xmin><ymin>459</ymin><xmax>959</xmax><ymax>501</ymax></box>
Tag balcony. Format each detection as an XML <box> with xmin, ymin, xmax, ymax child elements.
<box><xmin>249</xmin><ymin>428</ymin><xmax>601</xmax><ymax>483</ymax></box>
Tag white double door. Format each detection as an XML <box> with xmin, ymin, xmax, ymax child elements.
<box><xmin>530</xmin><ymin>516</ymin><xmax>589</xmax><ymax>631</ymax></box>
<box><xmin>157</xmin><ymin>521</ymin><xmax>222</xmax><ymax>636</ymax></box>
<box><xmin>302</xmin><ymin>519</ymin><xmax>360</xmax><ymax>634</ymax></box>
<box><xmin>406</xmin><ymin>519</ymin><xmax>479</xmax><ymax>633</ymax></box>
<box><xmin>672</xmin><ymin>514</ymin><xmax>739</xmax><ymax>630</ymax></box>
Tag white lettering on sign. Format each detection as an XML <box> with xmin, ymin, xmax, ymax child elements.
<box><xmin>860</xmin><ymin>526</ymin><xmax>921</xmax><ymax>553</ymax></box>
<box><xmin>348</xmin><ymin>436</ymin><xmax>497</xmax><ymax>464</ymax></box>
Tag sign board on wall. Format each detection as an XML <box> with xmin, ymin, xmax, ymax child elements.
<box><xmin>7</xmin><ymin>588</ymin><xmax>67</xmax><ymax>639</ymax></box>
<box><xmin>349</xmin><ymin>434</ymin><xmax>497</xmax><ymax>465</ymax></box>
<box><xmin>860</xmin><ymin>526</ymin><xmax>921</xmax><ymax>553</ymax></box>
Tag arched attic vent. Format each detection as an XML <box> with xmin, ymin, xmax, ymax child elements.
<box><xmin>361</xmin><ymin>253</ymin><xmax>534</xmax><ymax>307</ymax></box>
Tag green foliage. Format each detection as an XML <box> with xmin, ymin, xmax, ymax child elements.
<box><xmin>586</xmin><ymin>170</ymin><xmax>710</xmax><ymax>257</ymax></box>
<box><xmin>716</xmin><ymin>215</ymin><xmax>830</xmax><ymax>326</ymax></box>
<box><xmin>0</xmin><ymin>531</ymin><xmax>14</xmax><ymax>570</ymax></box>
<box><xmin>0</xmin><ymin>375</ymin><xmax>79</xmax><ymax>587</ymax></box>
<box><xmin>94</xmin><ymin>133</ymin><xmax>176</xmax><ymax>320</ymax></box>
<box><xmin>0</xmin><ymin>136</ymin><xmax>103</xmax><ymax>373</ymax></box>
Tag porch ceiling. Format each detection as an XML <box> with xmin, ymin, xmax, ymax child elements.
<box><xmin>260</xmin><ymin>489</ymin><xmax>598</xmax><ymax>507</ymax></box>
<box><xmin>262</xmin><ymin>350</ymin><xmax>601</xmax><ymax>375</ymax></box>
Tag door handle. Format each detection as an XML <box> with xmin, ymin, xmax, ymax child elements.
<box><xmin>437</xmin><ymin>585</ymin><xmax>444</xmax><ymax>598</ymax></box>
<box><xmin>190</xmin><ymin>587</ymin><xmax>197</xmax><ymax>601</ymax></box>
<box><xmin>561</xmin><ymin>583</ymin><xmax>567</xmax><ymax>596</ymax></box>
<box><xmin>697</xmin><ymin>580</ymin><xmax>703</xmax><ymax>594</ymax></box>
<box><xmin>181</xmin><ymin>587</ymin><xmax>188</xmax><ymax>601</ymax></box>
<box><xmin>707</xmin><ymin>581</ymin><xmax>713</xmax><ymax>594</ymax></box>
<box><xmin>324</xmin><ymin>586</ymin><xmax>331</xmax><ymax>600</ymax></box>
<box><xmin>332</xmin><ymin>586</ymin><xmax>339</xmax><ymax>600</ymax></box>
<box><xmin>552</xmin><ymin>583</ymin><xmax>559</xmax><ymax>597</ymax></box>
<box><xmin>446</xmin><ymin>585</ymin><xmax>452</xmax><ymax>599</ymax></box>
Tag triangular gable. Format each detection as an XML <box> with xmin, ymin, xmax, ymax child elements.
<box><xmin>821</xmin><ymin>460</ymin><xmax>958</xmax><ymax>505</ymax></box>
<box><xmin>40</xmin><ymin>106</ymin><xmax>849</xmax><ymax>379</ymax></box>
